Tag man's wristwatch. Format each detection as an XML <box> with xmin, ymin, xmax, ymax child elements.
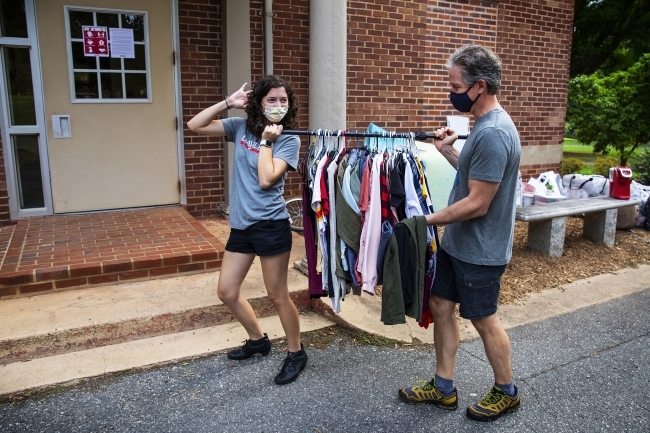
<box><xmin>260</xmin><ymin>139</ymin><xmax>273</xmax><ymax>148</ymax></box>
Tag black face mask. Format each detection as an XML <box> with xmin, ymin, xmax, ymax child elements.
<box><xmin>449</xmin><ymin>82</ymin><xmax>479</xmax><ymax>113</ymax></box>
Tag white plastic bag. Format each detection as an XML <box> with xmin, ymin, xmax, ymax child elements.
<box><xmin>562</xmin><ymin>174</ymin><xmax>609</xmax><ymax>198</ymax></box>
<box><xmin>530</xmin><ymin>171</ymin><xmax>565</xmax><ymax>197</ymax></box>
<box><xmin>631</xmin><ymin>180</ymin><xmax>650</xmax><ymax>203</ymax></box>
<box><xmin>515</xmin><ymin>170</ymin><xmax>523</xmax><ymax>207</ymax></box>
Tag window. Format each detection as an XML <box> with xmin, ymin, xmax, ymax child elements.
<box><xmin>0</xmin><ymin>0</ymin><xmax>28</xmax><ymax>38</ymax></box>
<box><xmin>65</xmin><ymin>8</ymin><xmax>149</xmax><ymax>102</ymax></box>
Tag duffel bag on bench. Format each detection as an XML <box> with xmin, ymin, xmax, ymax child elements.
<box><xmin>562</xmin><ymin>174</ymin><xmax>610</xmax><ymax>199</ymax></box>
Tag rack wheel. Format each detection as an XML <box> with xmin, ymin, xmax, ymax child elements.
<box><xmin>285</xmin><ymin>197</ymin><xmax>304</xmax><ymax>232</ymax></box>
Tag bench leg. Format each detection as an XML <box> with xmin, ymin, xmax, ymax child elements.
<box><xmin>527</xmin><ymin>217</ymin><xmax>566</xmax><ymax>257</ymax></box>
<box><xmin>583</xmin><ymin>209</ymin><xmax>617</xmax><ymax>247</ymax></box>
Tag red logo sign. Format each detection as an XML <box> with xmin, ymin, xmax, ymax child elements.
<box><xmin>82</xmin><ymin>26</ymin><xmax>109</xmax><ymax>57</ymax></box>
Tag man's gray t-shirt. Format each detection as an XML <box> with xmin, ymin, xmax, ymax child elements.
<box><xmin>441</xmin><ymin>108</ymin><xmax>521</xmax><ymax>266</ymax></box>
<box><xmin>221</xmin><ymin>117</ymin><xmax>300</xmax><ymax>230</ymax></box>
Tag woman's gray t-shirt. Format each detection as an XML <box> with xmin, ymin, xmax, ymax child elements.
<box><xmin>221</xmin><ymin>117</ymin><xmax>300</xmax><ymax>230</ymax></box>
<box><xmin>441</xmin><ymin>108</ymin><xmax>521</xmax><ymax>266</ymax></box>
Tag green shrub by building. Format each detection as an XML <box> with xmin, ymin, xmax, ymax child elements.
<box><xmin>561</xmin><ymin>158</ymin><xmax>586</xmax><ymax>175</ymax></box>
<box><xmin>593</xmin><ymin>156</ymin><xmax>619</xmax><ymax>177</ymax></box>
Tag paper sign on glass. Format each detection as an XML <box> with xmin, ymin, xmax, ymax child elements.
<box><xmin>109</xmin><ymin>28</ymin><xmax>135</xmax><ymax>59</ymax></box>
<box><xmin>82</xmin><ymin>26</ymin><xmax>109</xmax><ymax>57</ymax></box>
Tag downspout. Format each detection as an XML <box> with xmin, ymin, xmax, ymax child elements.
<box><xmin>263</xmin><ymin>0</ymin><xmax>274</xmax><ymax>75</ymax></box>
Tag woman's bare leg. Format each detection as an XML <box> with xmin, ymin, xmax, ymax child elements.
<box><xmin>217</xmin><ymin>250</ymin><xmax>264</xmax><ymax>340</ymax></box>
<box><xmin>260</xmin><ymin>250</ymin><xmax>301</xmax><ymax>352</ymax></box>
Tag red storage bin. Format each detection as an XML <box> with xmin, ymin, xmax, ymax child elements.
<box><xmin>608</xmin><ymin>167</ymin><xmax>633</xmax><ymax>200</ymax></box>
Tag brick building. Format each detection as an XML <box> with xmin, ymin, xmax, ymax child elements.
<box><xmin>0</xmin><ymin>0</ymin><xmax>573</xmax><ymax>224</ymax></box>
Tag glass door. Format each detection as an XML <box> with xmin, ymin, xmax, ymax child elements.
<box><xmin>0</xmin><ymin>0</ymin><xmax>52</xmax><ymax>218</ymax></box>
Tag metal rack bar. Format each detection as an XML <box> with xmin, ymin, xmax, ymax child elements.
<box><xmin>282</xmin><ymin>129</ymin><xmax>468</xmax><ymax>140</ymax></box>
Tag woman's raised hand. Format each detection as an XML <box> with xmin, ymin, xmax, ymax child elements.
<box><xmin>226</xmin><ymin>83</ymin><xmax>251</xmax><ymax>110</ymax></box>
<box><xmin>262</xmin><ymin>124</ymin><xmax>283</xmax><ymax>142</ymax></box>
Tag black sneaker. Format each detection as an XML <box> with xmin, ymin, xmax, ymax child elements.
<box><xmin>227</xmin><ymin>334</ymin><xmax>272</xmax><ymax>360</ymax></box>
<box><xmin>274</xmin><ymin>344</ymin><xmax>308</xmax><ymax>385</ymax></box>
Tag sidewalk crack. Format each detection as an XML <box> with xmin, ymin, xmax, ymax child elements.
<box><xmin>521</xmin><ymin>330</ymin><xmax>650</xmax><ymax>381</ymax></box>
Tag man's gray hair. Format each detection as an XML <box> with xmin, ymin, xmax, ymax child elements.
<box><xmin>445</xmin><ymin>45</ymin><xmax>502</xmax><ymax>94</ymax></box>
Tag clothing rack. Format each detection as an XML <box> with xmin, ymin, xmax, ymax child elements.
<box><xmin>282</xmin><ymin>129</ymin><xmax>468</xmax><ymax>140</ymax></box>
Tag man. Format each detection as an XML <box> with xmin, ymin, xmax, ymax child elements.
<box><xmin>398</xmin><ymin>44</ymin><xmax>521</xmax><ymax>422</ymax></box>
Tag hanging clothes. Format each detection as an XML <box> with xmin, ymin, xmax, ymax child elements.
<box><xmin>380</xmin><ymin>215</ymin><xmax>429</xmax><ymax>325</ymax></box>
<box><xmin>327</xmin><ymin>144</ymin><xmax>347</xmax><ymax>313</ymax></box>
<box><xmin>299</xmin><ymin>131</ymin><xmax>440</xmax><ymax>322</ymax></box>
<box><xmin>357</xmin><ymin>154</ymin><xmax>384</xmax><ymax>294</ymax></box>
<box><xmin>299</xmin><ymin>157</ymin><xmax>325</xmax><ymax>298</ymax></box>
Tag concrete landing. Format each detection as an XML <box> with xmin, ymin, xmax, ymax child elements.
<box><xmin>0</xmin><ymin>261</ymin><xmax>311</xmax><ymax>365</ymax></box>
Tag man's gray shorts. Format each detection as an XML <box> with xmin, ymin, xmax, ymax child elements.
<box><xmin>431</xmin><ymin>247</ymin><xmax>507</xmax><ymax>319</ymax></box>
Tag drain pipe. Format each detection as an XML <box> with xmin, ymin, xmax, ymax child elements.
<box><xmin>263</xmin><ymin>0</ymin><xmax>274</xmax><ymax>75</ymax></box>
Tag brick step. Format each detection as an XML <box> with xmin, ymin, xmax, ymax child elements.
<box><xmin>0</xmin><ymin>264</ymin><xmax>311</xmax><ymax>365</ymax></box>
<box><xmin>0</xmin><ymin>311</ymin><xmax>334</xmax><ymax>398</ymax></box>
<box><xmin>0</xmin><ymin>250</ymin><xmax>222</xmax><ymax>299</ymax></box>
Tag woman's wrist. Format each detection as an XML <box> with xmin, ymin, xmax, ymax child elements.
<box><xmin>223</xmin><ymin>96</ymin><xmax>232</xmax><ymax>110</ymax></box>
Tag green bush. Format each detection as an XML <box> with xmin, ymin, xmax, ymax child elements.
<box><xmin>564</xmin><ymin>122</ymin><xmax>575</xmax><ymax>138</ymax></box>
<box><xmin>560</xmin><ymin>157</ymin><xmax>586</xmax><ymax>175</ymax></box>
<box><xmin>593</xmin><ymin>156</ymin><xmax>619</xmax><ymax>177</ymax></box>
<box><xmin>630</xmin><ymin>148</ymin><xmax>650</xmax><ymax>185</ymax></box>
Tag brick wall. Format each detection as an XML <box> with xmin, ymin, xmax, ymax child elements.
<box><xmin>423</xmin><ymin>1</ymin><xmax>498</xmax><ymax>130</ymax></box>
<box><xmin>520</xmin><ymin>162</ymin><xmax>560</xmax><ymax>179</ymax></box>
<box><xmin>179</xmin><ymin>0</ymin><xmax>225</xmax><ymax>217</ymax></box>
<box><xmin>497</xmin><ymin>0</ymin><xmax>573</xmax><ymax>177</ymax></box>
<box><xmin>347</xmin><ymin>1</ymin><xmax>499</xmax><ymax>132</ymax></box>
<box><xmin>179</xmin><ymin>0</ymin><xmax>308</xmax><ymax>216</ymax></box>
<box><xmin>250</xmin><ymin>0</ymin><xmax>311</xmax><ymax>199</ymax></box>
<box><xmin>347</xmin><ymin>0</ymin><xmax>429</xmax><ymax>132</ymax></box>
<box><xmin>0</xmin><ymin>0</ymin><xmax>572</xmax><ymax>222</ymax></box>
<box><xmin>181</xmin><ymin>0</ymin><xmax>571</xmax><ymax>216</ymax></box>
<box><xmin>346</xmin><ymin>0</ymin><xmax>573</xmax><ymax>178</ymax></box>
<box><xmin>170</xmin><ymin>0</ymin><xmax>572</xmax><ymax>217</ymax></box>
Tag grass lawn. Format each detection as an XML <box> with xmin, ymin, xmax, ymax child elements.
<box><xmin>563</xmin><ymin>138</ymin><xmax>645</xmax><ymax>159</ymax></box>
<box><xmin>562</xmin><ymin>138</ymin><xmax>648</xmax><ymax>175</ymax></box>
<box><xmin>563</xmin><ymin>138</ymin><xmax>616</xmax><ymax>161</ymax></box>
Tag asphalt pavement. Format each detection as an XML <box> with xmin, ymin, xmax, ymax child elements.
<box><xmin>1</xmin><ymin>288</ymin><xmax>649</xmax><ymax>433</ymax></box>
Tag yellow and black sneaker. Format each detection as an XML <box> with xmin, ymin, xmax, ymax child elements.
<box><xmin>466</xmin><ymin>385</ymin><xmax>520</xmax><ymax>422</ymax></box>
<box><xmin>398</xmin><ymin>378</ymin><xmax>458</xmax><ymax>410</ymax></box>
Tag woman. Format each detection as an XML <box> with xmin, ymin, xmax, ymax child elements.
<box><xmin>187</xmin><ymin>76</ymin><xmax>306</xmax><ymax>385</ymax></box>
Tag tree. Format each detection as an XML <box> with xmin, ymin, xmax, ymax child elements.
<box><xmin>571</xmin><ymin>0</ymin><xmax>650</xmax><ymax>77</ymax></box>
<box><xmin>568</xmin><ymin>54</ymin><xmax>650</xmax><ymax>166</ymax></box>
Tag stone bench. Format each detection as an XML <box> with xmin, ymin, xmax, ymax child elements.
<box><xmin>515</xmin><ymin>196</ymin><xmax>641</xmax><ymax>257</ymax></box>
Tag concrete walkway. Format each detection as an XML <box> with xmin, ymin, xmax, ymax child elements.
<box><xmin>2</xmin><ymin>286</ymin><xmax>648</xmax><ymax>432</ymax></box>
<box><xmin>319</xmin><ymin>263</ymin><xmax>650</xmax><ymax>344</ymax></box>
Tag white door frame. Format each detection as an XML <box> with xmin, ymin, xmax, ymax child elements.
<box><xmin>0</xmin><ymin>0</ymin><xmax>53</xmax><ymax>218</ymax></box>
<box><xmin>171</xmin><ymin>0</ymin><xmax>186</xmax><ymax>205</ymax></box>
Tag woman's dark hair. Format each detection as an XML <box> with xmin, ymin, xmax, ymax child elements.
<box><xmin>245</xmin><ymin>75</ymin><xmax>299</xmax><ymax>136</ymax></box>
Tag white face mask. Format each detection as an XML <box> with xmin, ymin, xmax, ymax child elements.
<box><xmin>263</xmin><ymin>105</ymin><xmax>289</xmax><ymax>123</ymax></box>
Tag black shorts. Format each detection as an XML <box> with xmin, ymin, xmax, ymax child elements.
<box><xmin>225</xmin><ymin>219</ymin><xmax>292</xmax><ymax>256</ymax></box>
<box><xmin>431</xmin><ymin>247</ymin><xmax>506</xmax><ymax>320</ymax></box>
